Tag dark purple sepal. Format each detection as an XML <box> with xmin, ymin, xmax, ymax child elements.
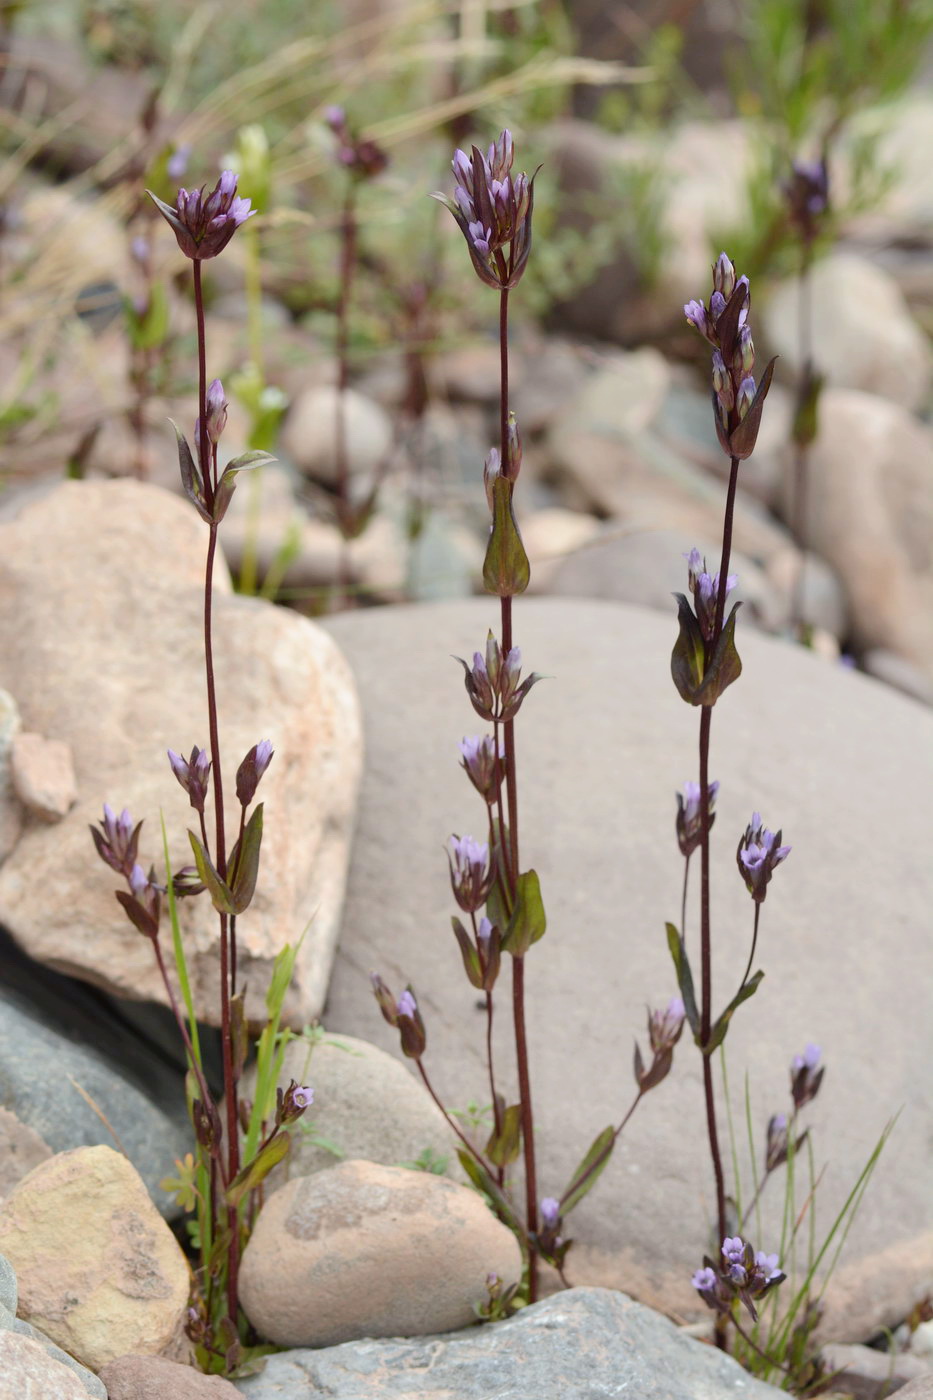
<box><xmin>559</xmin><ymin>1124</ymin><xmax>615</xmax><ymax>1215</ymax></box>
<box><xmin>114</xmin><ymin>889</ymin><xmax>159</xmax><ymax>940</ymax></box>
<box><xmin>693</xmin><ymin>602</ymin><xmax>743</xmax><ymax>707</ymax></box>
<box><xmin>147</xmin><ymin>191</ymin><xmax>199</xmax><ymax>259</ymax></box>
<box><xmin>485</xmin><ymin>1101</ymin><xmax>522</xmax><ymax>1167</ymax></box>
<box><xmin>483</xmin><ymin>474</ymin><xmax>530</xmax><ymax>597</ymax></box>
<box><xmin>227</xmin><ymin>803</ymin><xmax>264</xmax><ymax>914</ymax></box>
<box><xmin>500</xmin><ymin>672</ymin><xmax>545</xmax><ymax>722</ymax></box>
<box><xmin>430</xmin><ymin>192</ymin><xmax>501</xmax><ymax>291</ymax></box>
<box><xmin>188</xmin><ymin>830</ymin><xmax>237</xmax><ymax>915</ymax></box>
<box><xmin>670</xmin><ymin>593</ymin><xmax>706</xmax><ymax>703</ymax></box>
<box><xmin>665</xmin><ymin>922</ymin><xmax>700</xmax><ymax>1036</ymax></box>
<box><xmin>500</xmin><ymin>868</ymin><xmax>546</xmax><ymax>957</ymax></box>
<box><xmin>713</xmin><ymin>280</ymin><xmax>748</xmax><ymax>367</ymax></box>
<box><xmin>171</xmin><ymin>421</ymin><xmax>213</xmax><ymax>523</ymax></box>
<box><xmin>729</xmin><ymin>356</ymin><xmax>777</xmax><ymax>460</ymax></box>
<box><xmin>704</xmin><ymin>969</ymin><xmax>764</xmax><ymax>1056</ymax></box>
<box><xmin>636</xmin><ymin>1043</ymin><xmax>674</xmax><ymax>1093</ymax></box>
<box><xmin>453</xmin><ymin>655</ymin><xmax>495</xmax><ymax>722</ymax></box>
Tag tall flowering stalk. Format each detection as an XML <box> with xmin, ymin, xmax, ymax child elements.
<box><xmin>92</xmin><ymin>170</ymin><xmax>311</xmax><ymax>1372</ymax></box>
<box><xmin>677</xmin><ymin>254</ymin><xmax>788</xmax><ymax>1347</ymax></box>
<box><xmin>371</xmin><ymin>134</ymin><xmax>681</xmax><ymax>1309</ymax></box>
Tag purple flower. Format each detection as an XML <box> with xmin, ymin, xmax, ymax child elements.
<box><xmin>459</xmin><ymin>734</ymin><xmax>503</xmax><ymax>801</ymax></box>
<box><xmin>648</xmin><ymin>996</ymin><xmax>685</xmax><ymax>1054</ymax></box>
<box><xmin>447</xmin><ymin>834</ymin><xmax>495</xmax><ymax>913</ymax></box>
<box><xmin>292</xmin><ymin>1084</ymin><xmax>314</xmax><ymax>1110</ymax></box>
<box><xmin>148</xmin><ymin>169</ymin><xmax>254</xmax><ymax>261</ymax></box>
<box><xmin>90</xmin><ymin>803</ymin><xmax>142</xmax><ymax>878</ymax></box>
<box><xmin>167</xmin><ymin>745</ymin><xmax>211</xmax><ymax>813</ymax></box>
<box><xmin>676</xmin><ymin>778</ymin><xmax>719</xmax><ymax>857</ymax></box>
<box><xmin>395</xmin><ymin>986</ymin><xmax>426</xmax><ymax>1058</ymax></box>
<box><xmin>791</xmin><ymin>1042</ymin><xmax>824</xmax><ymax>1109</ymax></box>
<box><xmin>432</xmin><ymin>130</ymin><xmax>538</xmax><ymax>290</ymax></box>
<box><xmin>204</xmin><ymin>378</ymin><xmax>228</xmax><ymax>445</ymax></box>
<box><xmin>278</xmin><ymin>1078</ymin><xmax>315</xmax><ymax>1123</ymax></box>
<box><xmin>540</xmin><ymin>1197</ymin><xmax>561</xmax><ymax>1230</ymax></box>
<box><xmin>737</xmin><ymin>812</ymin><xmax>791</xmax><ymax>903</ymax></box>
<box><xmin>694</xmin><ymin>1239</ymin><xmax>785</xmax><ymax>1322</ymax></box>
<box><xmin>455</xmin><ymin>631</ymin><xmax>543</xmax><ymax>723</ymax></box>
<box><xmin>236</xmin><ymin>739</ymin><xmax>274</xmax><ymax>807</ymax></box>
<box><xmin>166</xmin><ymin>144</ymin><xmax>192</xmax><ymax>180</ymax></box>
<box><xmin>692</xmin><ymin>1265</ymin><xmax>718</xmax><ymax>1294</ymax></box>
<box><xmin>684</xmin><ymin>549</ymin><xmax>738</xmax><ymax>641</ymax></box>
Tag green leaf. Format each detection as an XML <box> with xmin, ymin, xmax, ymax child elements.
<box><xmin>457</xmin><ymin>1149</ymin><xmax>527</xmax><ymax>1243</ymax></box>
<box><xmin>670</xmin><ymin>593</ymin><xmax>706</xmax><ymax>703</ymax></box>
<box><xmin>230</xmin><ymin>990</ymin><xmax>249</xmax><ymax>1079</ymax></box>
<box><xmin>730</xmin><ymin>356</ymin><xmax>777</xmax><ymax>460</ymax></box>
<box><xmin>225</xmin><ymin>1131</ymin><xmax>291</xmax><ymax>1209</ymax></box>
<box><xmin>792</xmin><ymin>364</ymin><xmax>824</xmax><ymax>449</ymax></box>
<box><xmin>705</xmin><ymin>970</ymin><xmax>764</xmax><ymax>1055</ymax></box>
<box><xmin>229</xmin><ymin>803</ymin><xmax>263</xmax><ymax>914</ymax></box>
<box><xmin>188</xmin><ymin>831</ymin><xmax>236</xmax><ymax>915</ymax></box>
<box><xmin>500</xmin><ymin>869</ymin><xmax>546</xmax><ymax>957</ymax></box>
<box><xmin>483</xmin><ymin>474</ymin><xmax>530</xmax><ymax>597</ymax></box>
<box><xmin>452</xmin><ymin>916</ymin><xmax>483</xmax><ymax>989</ymax></box>
<box><xmin>559</xmin><ymin>1125</ymin><xmax>616</xmax><ymax>1215</ymax></box>
<box><xmin>694</xmin><ymin>602</ymin><xmax>743</xmax><ymax>707</ymax></box>
<box><xmin>665</xmin><ymin>923</ymin><xmax>700</xmax><ymax>1036</ymax></box>
<box><xmin>485</xmin><ymin>1103</ymin><xmax>523</xmax><ymax>1167</ymax></box>
<box><xmin>170</xmin><ymin>421</ymin><xmax>212</xmax><ymax>524</ymax></box>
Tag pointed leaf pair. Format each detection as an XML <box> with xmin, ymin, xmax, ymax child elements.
<box><xmin>483</xmin><ymin>474</ymin><xmax>530</xmax><ymax>597</ymax></box>
<box><xmin>227</xmin><ymin>803</ymin><xmax>264</xmax><ymax>914</ymax></box>
<box><xmin>225</xmin><ymin>1130</ymin><xmax>291</xmax><ymax>1209</ymax></box>
<box><xmin>500</xmin><ymin>869</ymin><xmax>546</xmax><ymax>957</ymax></box>
<box><xmin>114</xmin><ymin>890</ymin><xmax>159</xmax><ymax>940</ymax></box>
<box><xmin>559</xmin><ymin>1125</ymin><xmax>616</xmax><ymax>1216</ymax></box>
<box><xmin>670</xmin><ymin>594</ymin><xmax>706</xmax><ymax>703</ymax></box>
<box><xmin>729</xmin><ymin>357</ymin><xmax>777</xmax><ymax>460</ymax></box>
<box><xmin>213</xmin><ymin>450</ymin><xmax>276</xmax><ymax>524</ymax></box>
<box><xmin>665</xmin><ymin>923</ymin><xmax>700</xmax><ymax>1036</ymax></box>
<box><xmin>188</xmin><ymin>831</ymin><xmax>237</xmax><ymax>915</ymax></box>
<box><xmin>693</xmin><ymin>603</ymin><xmax>742</xmax><ymax>706</ymax></box>
<box><xmin>172</xmin><ymin>422</ymin><xmax>213</xmax><ymax>525</ymax></box>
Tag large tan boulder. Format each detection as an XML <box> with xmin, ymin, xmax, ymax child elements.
<box><xmin>0</xmin><ymin>479</ymin><xmax>362</xmax><ymax>1026</ymax></box>
<box><xmin>239</xmin><ymin>1160</ymin><xmax>522</xmax><ymax>1347</ymax></box>
<box><xmin>0</xmin><ymin>1146</ymin><xmax>190</xmax><ymax>1371</ymax></box>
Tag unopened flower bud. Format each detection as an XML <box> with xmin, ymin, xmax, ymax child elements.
<box><xmin>791</xmin><ymin>1043</ymin><xmax>824</xmax><ymax>1109</ymax></box>
<box><xmin>713</xmin><ymin>252</ymin><xmax>736</xmax><ymax>299</ymax></box>
<box><xmin>395</xmin><ymin>986</ymin><xmax>426</xmax><ymax>1059</ymax></box>
<box><xmin>447</xmin><ymin>834</ymin><xmax>495</xmax><ymax>912</ymax></box>
<box><xmin>484</xmin><ymin>447</ymin><xmax>500</xmax><ymax>514</ymax></box>
<box><xmin>371</xmin><ymin>972</ymin><xmax>399</xmax><ymax>1025</ymax></box>
<box><xmin>167</xmin><ymin>745</ymin><xmax>211</xmax><ymax>813</ymax></box>
<box><xmin>540</xmin><ymin>1196</ymin><xmax>561</xmax><ymax>1231</ymax></box>
<box><xmin>236</xmin><ymin>739</ymin><xmax>273</xmax><ymax>807</ymax></box>
<box><xmin>505</xmin><ymin>413</ymin><xmax>522</xmax><ymax>481</ymax></box>
<box><xmin>736</xmin><ymin>375</ymin><xmax>757</xmax><ymax>420</ymax></box>
<box><xmin>676</xmin><ymin>779</ymin><xmax>719</xmax><ymax>857</ymax></box>
<box><xmin>459</xmin><ymin>734</ymin><xmax>503</xmax><ymax>801</ymax></box>
<box><xmin>90</xmin><ymin>803</ymin><xmax>142</xmax><ymax>877</ymax></box>
<box><xmin>648</xmin><ymin>996</ymin><xmax>685</xmax><ymax>1054</ymax></box>
<box><xmin>765</xmin><ymin>1112</ymin><xmax>788</xmax><ymax>1171</ymax></box>
<box><xmin>205</xmin><ymin>378</ymin><xmax>228</xmax><ymax>444</ymax></box>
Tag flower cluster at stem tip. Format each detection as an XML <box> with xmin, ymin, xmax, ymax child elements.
<box><xmin>737</xmin><ymin>813</ymin><xmax>791</xmax><ymax>903</ymax></box>
<box><xmin>149</xmin><ymin>170</ymin><xmax>254</xmax><ymax>261</ymax></box>
<box><xmin>693</xmin><ymin>1235</ymin><xmax>785</xmax><ymax>1322</ymax></box>
<box><xmin>433</xmin><ymin>129</ymin><xmax>538</xmax><ymax>290</ymax></box>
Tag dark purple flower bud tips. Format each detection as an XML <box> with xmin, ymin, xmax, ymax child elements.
<box><xmin>765</xmin><ymin>1112</ymin><xmax>789</xmax><ymax>1172</ymax></box>
<box><xmin>236</xmin><ymin>739</ymin><xmax>274</xmax><ymax>807</ymax></box>
<box><xmin>148</xmin><ymin>169</ymin><xmax>254</xmax><ymax>261</ymax></box>
<box><xmin>324</xmin><ymin>106</ymin><xmax>388</xmax><ymax>178</ymax></box>
<box><xmin>785</xmin><ymin>158</ymin><xmax>829</xmax><ymax>240</ymax></box>
<box><xmin>324</xmin><ymin>105</ymin><xmax>345</xmax><ymax>130</ymax></box>
<box><xmin>459</xmin><ymin>734</ymin><xmax>503</xmax><ymax>801</ymax></box>
<box><xmin>693</xmin><ymin>1237</ymin><xmax>785</xmax><ymax>1322</ymax></box>
<box><xmin>447</xmin><ymin>834</ymin><xmax>495</xmax><ymax>913</ymax></box>
<box><xmin>205</xmin><ymin>379</ymin><xmax>228</xmax><ymax>444</ymax></box>
<box><xmin>737</xmin><ymin>812</ymin><xmax>791</xmax><ymax>903</ymax></box>
<box><xmin>648</xmin><ymin>996</ymin><xmax>685</xmax><ymax>1055</ymax></box>
<box><xmin>91</xmin><ymin>803</ymin><xmax>142</xmax><ymax>878</ymax></box>
<box><xmin>371</xmin><ymin>972</ymin><xmax>398</xmax><ymax>1025</ymax></box>
<box><xmin>676</xmin><ymin>778</ymin><xmax>719</xmax><ymax>857</ymax></box>
<box><xmin>540</xmin><ymin>1197</ymin><xmax>560</xmax><ymax>1231</ymax></box>
<box><xmin>791</xmin><ymin>1043</ymin><xmax>824</xmax><ymax>1109</ymax></box>
<box><xmin>433</xmin><ymin>130</ymin><xmax>538</xmax><ymax>290</ymax></box>
<box><xmin>396</xmin><ymin>986</ymin><xmax>427</xmax><ymax>1059</ymax></box>
<box><xmin>684</xmin><ymin>550</ymin><xmax>737</xmax><ymax>643</ymax></box>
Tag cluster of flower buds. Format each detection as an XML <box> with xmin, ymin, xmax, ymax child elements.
<box><xmin>684</xmin><ymin>253</ymin><xmax>775</xmax><ymax>461</ymax></box>
<box><xmin>149</xmin><ymin>170</ymin><xmax>254</xmax><ymax>261</ymax></box>
<box><xmin>459</xmin><ymin>734</ymin><xmax>504</xmax><ymax>803</ymax></box>
<box><xmin>447</xmin><ymin>834</ymin><xmax>496</xmax><ymax>913</ymax></box>
<box><xmin>791</xmin><ymin>1042</ymin><xmax>824</xmax><ymax>1110</ymax></box>
<box><xmin>323</xmin><ymin>105</ymin><xmax>388</xmax><ymax>180</ymax></box>
<box><xmin>676</xmin><ymin>778</ymin><xmax>720</xmax><ymax>857</ymax></box>
<box><xmin>167</xmin><ymin>746</ymin><xmax>211</xmax><ymax>814</ymax></box>
<box><xmin>90</xmin><ymin>803</ymin><xmax>142</xmax><ymax>879</ymax></box>
<box><xmin>736</xmin><ymin>812</ymin><xmax>791</xmax><ymax>903</ymax></box>
<box><xmin>276</xmin><ymin>1079</ymin><xmax>314</xmax><ymax>1126</ymax></box>
<box><xmin>451</xmin><ymin>913</ymin><xmax>501</xmax><ymax>991</ymax></box>
<box><xmin>684</xmin><ymin>548</ymin><xmax>738</xmax><ymax>643</ymax></box>
<box><xmin>456</xmin><ymin>631</ymin><xmax>542</xmax><ymax>723</ymax></box>
<box><xmin>634</xmin><ymin>996</ymin><xmax>686</xmax><ymax>1092</ymax></box>
<box><xmin>191</xmin><ymin>1092</ymin><xmax>223</xmax><ymax>1154</ymax></box>
<box><xmin>433</xmin><ymin>129</ymin><xmax>537</xmax><ymax>291</ymax></box>
<box><xmin>784</xmin><ymin>157</ymin><xmax>829</xmax><ymax>244</ymax></box>
<box><xmin>236</xmin><ymin>739</ymin><xmax>274</xmax><ymax>808</ymax></box>
<box><xmin>692</xmin><ymin>1235</ymin><xmax>785</xmax><ymax>1322</ymax></box>
<box><xmin>371</xmin><ymin>975</ymin><xmax>426</xmax><ymax>1059</ymax></box>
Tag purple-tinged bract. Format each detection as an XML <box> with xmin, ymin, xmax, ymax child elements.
<box><xmin>148</xmin><ymin>169</ymin><xmax>254</xmax><ymax>261</ymax></box>
<box><xmin>433</xmin><ymin>130</ymin><xmax>538</xmax><ymax>291</ymax></box>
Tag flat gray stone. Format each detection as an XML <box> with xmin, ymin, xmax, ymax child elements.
<box><xmin>321</xmin><ymin>597</ymin><xmax>933</xmax><ymax>1343</ymax></box>
<box><xmin>0</xmin><ymin>1253</ymin><xmax>15</xmax><ymax>1312</ymax></box>
<box><xmin>233</xmin><ymin>1287</ymin><xmax>785</xmax><ymax>1399</ymax></box>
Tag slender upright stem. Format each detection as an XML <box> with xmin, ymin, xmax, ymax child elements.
<box><xmin>415</xmin><ymin>1058</ymin><xmax>494</xmax><ymax>1174</ymax></box>
<box><xmin>497</xmin><ymin>284</ymin><xmax>538</xmax><ymax>1300</ymax></box>
<box><xmin>680</xmin><ymin>854</ymin><xmax>691</xmax><ymax>940</ymax></box>
<box><xmin>737</xmin><ymin>903</ymin><xmax>761</xmax><ymax>1000</ymax></box>
<box><xmin>193</xmin><ymin>263</ymin><xmax>209</xmax><ymax>501</ymax></box>
<box><xmin>335</xmin><ymin>179</ymin><xmax>357</xmax><ymax>540</ymax></box>
<box><xmin>698</xmin><ymin>450</ymin><xmax>742</xmax><ymax>1344</ymax></box>
<box><xmin>791</xmin><ymin>245</ymin><xmax>813</xmax><ymax>637</ymax></box>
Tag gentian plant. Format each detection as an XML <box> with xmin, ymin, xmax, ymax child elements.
<box><xmin>373</xmin><ymin>132</ymin><xmax>682</xmax><ymax>1306</ymax></box>
<box><xmin>91</xmin><ymin>169</ymin><xmax>312</xmax><ymax>1375</ymax></box>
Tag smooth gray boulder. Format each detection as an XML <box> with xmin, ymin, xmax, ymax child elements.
<box><xmin>232</xmin><ymin>1287</ymin><xmax>786</xmax><ymax>1399</ymax></box>
<box><xmin>321</xmin><ymin>597</ymin><xmax>933</xmax><ymax>1343</ymax></box>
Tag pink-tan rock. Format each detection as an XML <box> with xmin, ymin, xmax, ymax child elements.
<box><xmin>0</xmin><ymin>1145</ymin><xmax>190</xmax><ymax>1371</ymax></box>
<box><xmin>0</xmin><ymin>1107</ymin><xmax>52</xmax><ymax>1201</ymax></box>
<box><xmin>99</xmin><ymin>1353</ymin><xmax>241</xmax><ymax>1399</ymax></box>
<box><xmin>0</xmin><ymin>479</ymin><xmax>362</xmax><ymax>1026</ymax></box>
<box><xmin>239</xmin><ymin>1160</ymin><xmax>523</xmax><ymax>1347</ymax></box>
<box><xmin>0</xmin><ymin>1330</ymin><xmax>94</xmax><ymax>1400</ymax></box>
<box><xmin>10</xmin><ymin>731</ymin><xmax>77</xmax><ymax>821</ymax></box>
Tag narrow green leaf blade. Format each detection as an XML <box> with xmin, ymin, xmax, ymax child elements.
<box><xmin>485</xmin><ymin>1103</ymin><xmax>522</xmax><ymax>1167</ymax></box>
<box><xmin>188</xmin><ymin>830</ymin><xmax>236</xmax><ymax>915</ymax></box>
<box><xmin>706</xmin><ymin>969</ymin><xmax>764</xmax><ymax>1055</ymax></box>
<box><xmin>457</xmin><ymin>1150</ymin><xmax>527</xmax><ymax>1243</ymax></box>
<box><xmin>229</xmin><ymin>803</ymin><xmax>264</xmax><ymax>914</ymax></box>
<box><xmin>500</xmin><ymin>869</ymin><xmax>546</xmax><ymax>957</ymax></box>
<box><xmin>225</xmin><ymin>1131</ymin><xmax>291</xmax><ymax>1209</ymax></box>
<box><xmin>665</xmin><ymin>922</ymin><xmax>700</xmax><ymax>1036</ymax></box>
<box><xmin>559</xmin><ymin>1124</ymin><xmax>616</xmax><ymax>1216</ymax></box>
